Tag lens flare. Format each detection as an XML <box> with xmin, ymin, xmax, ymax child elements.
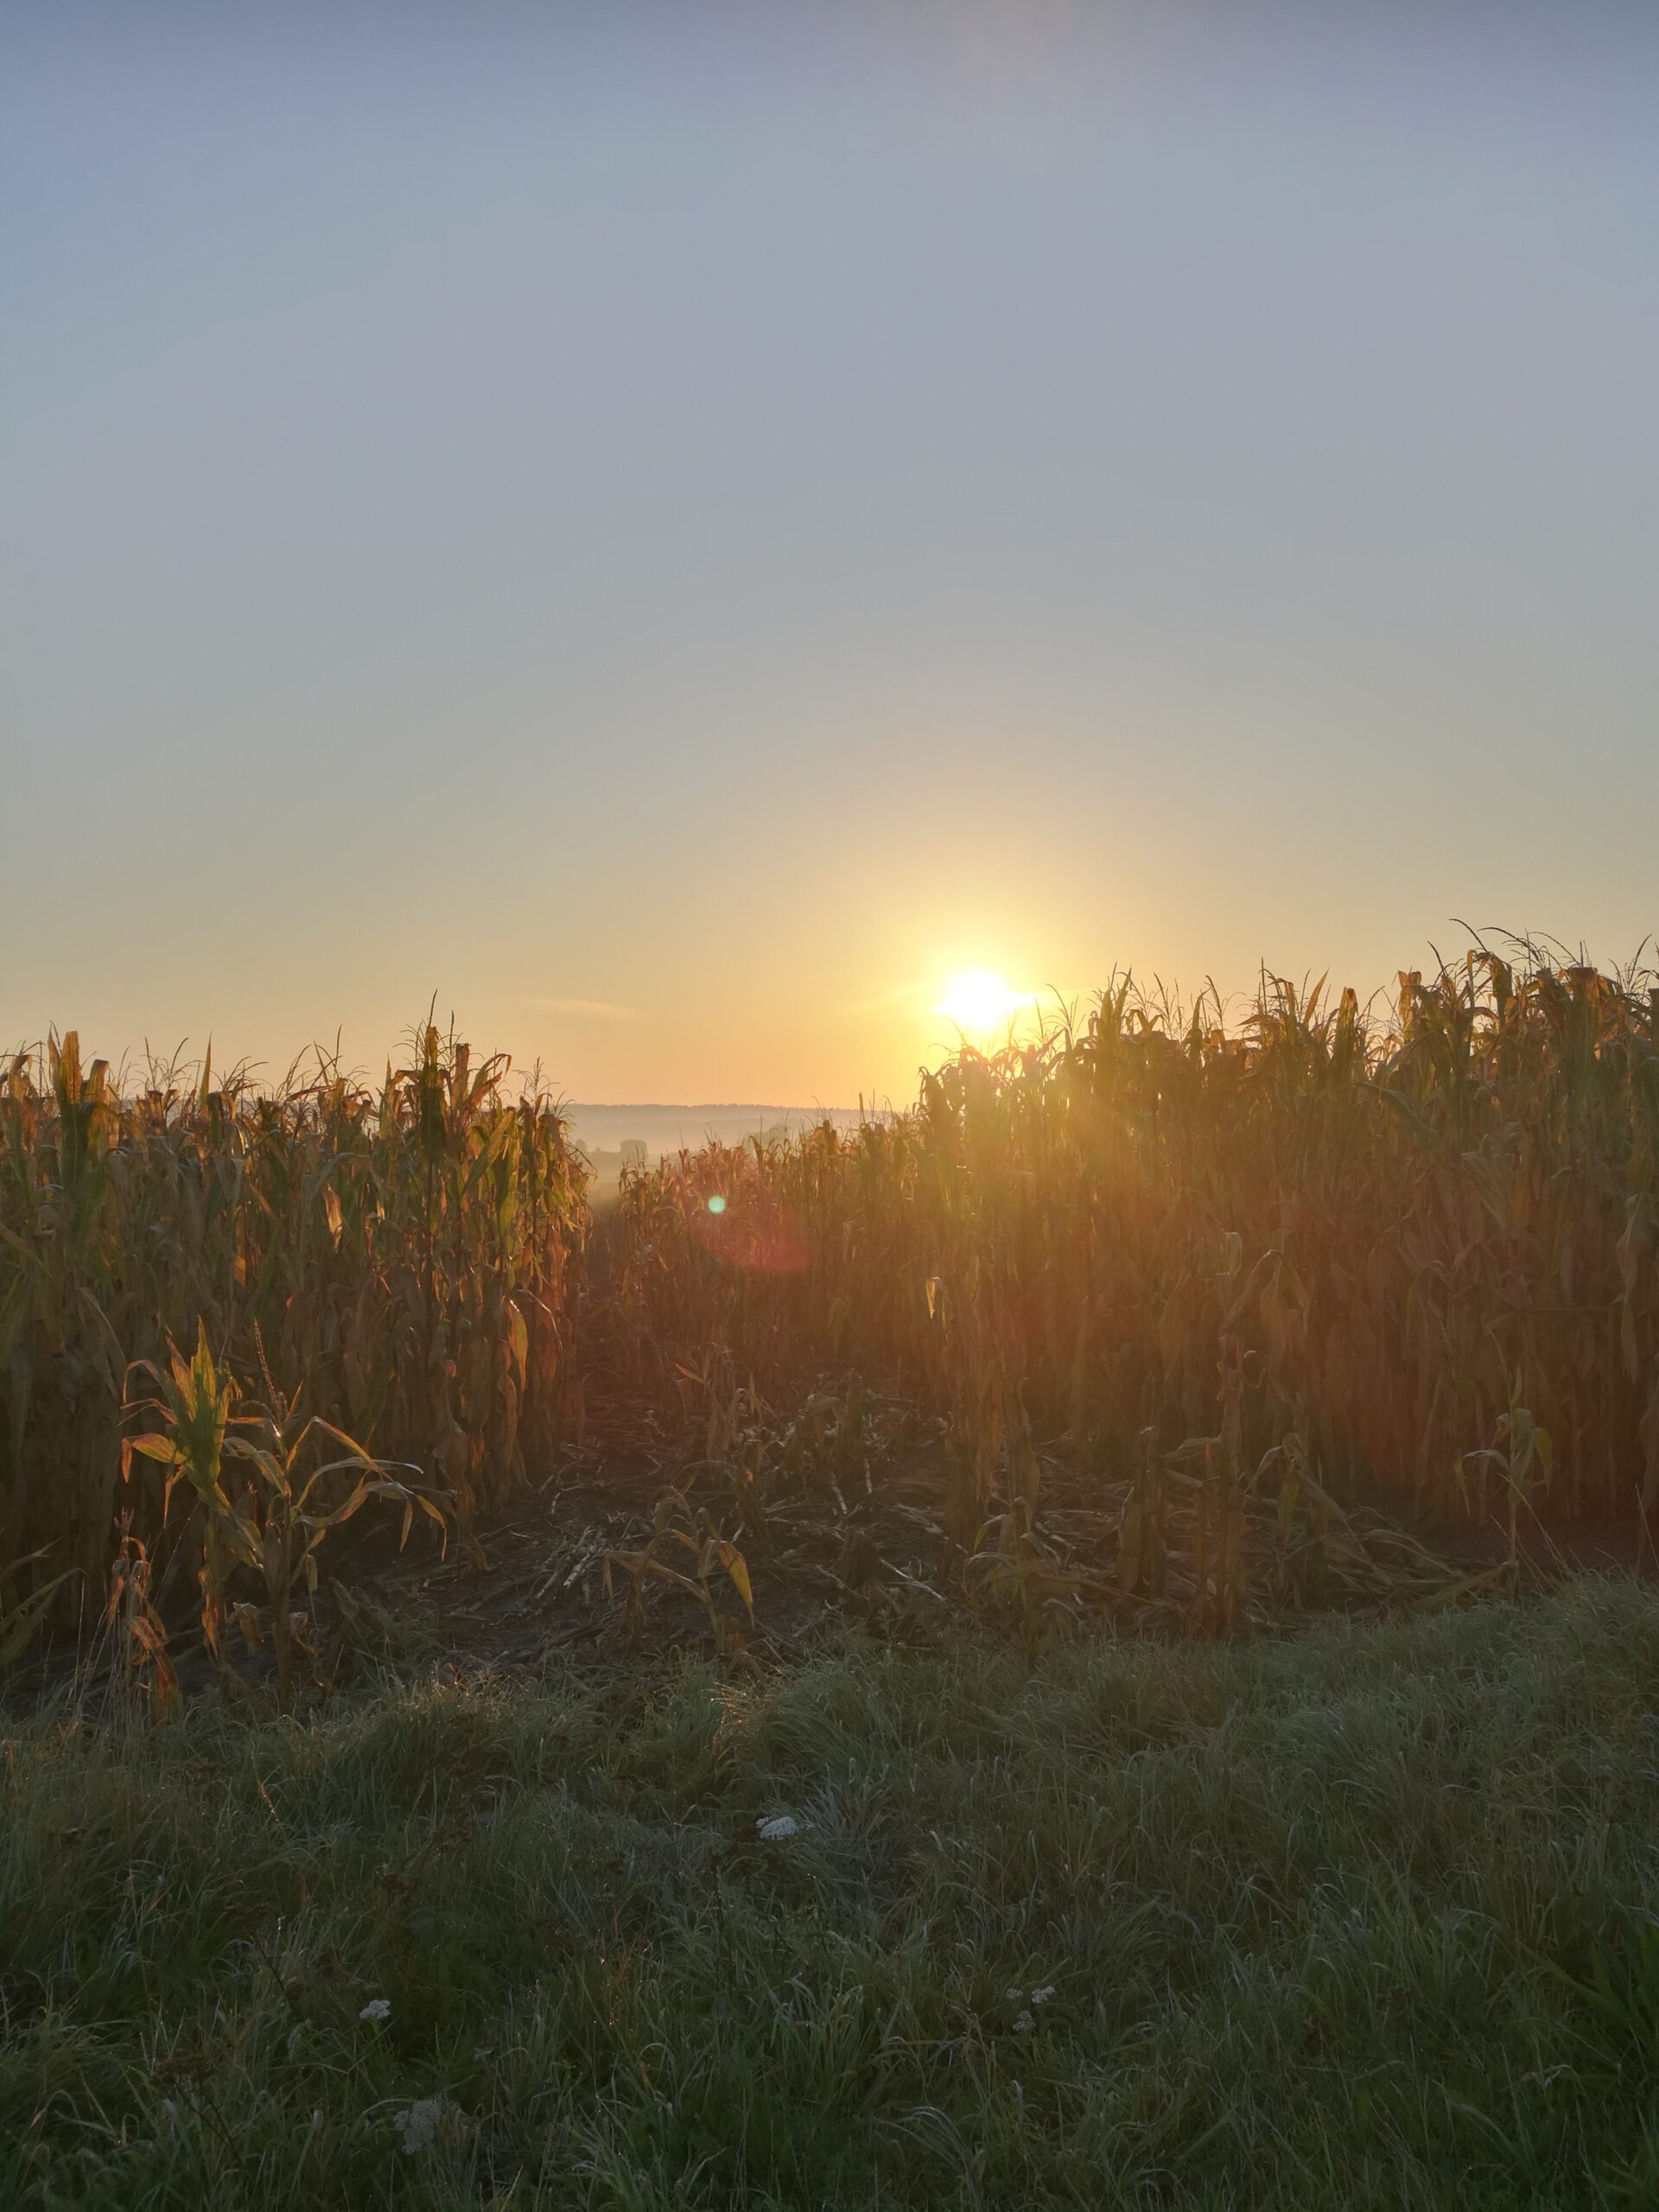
<box><xmin>690</xmin><ymin>1183</ymin><xmax>806</xmax><ymax>1273</ymax></box>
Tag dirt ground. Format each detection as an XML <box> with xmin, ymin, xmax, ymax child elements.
<box><xmin>327</xmin><ymin>1387</ymin><xmax>1652</xmax><ymax>1683</ymax></box>
<box><xmin>25</xmin><ymin>1386</ymin><xmax>1650</xmax><ymax>1704</ymax></box>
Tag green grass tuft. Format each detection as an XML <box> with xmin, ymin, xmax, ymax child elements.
<box><xmin>5</xmin><ymin>1580</ymin><xmax>1659</xmax><ymax>2208</ymax></box>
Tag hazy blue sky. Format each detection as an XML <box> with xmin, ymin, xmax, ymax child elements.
<box><xmin>3</xmin><ymin>2</ymin><xmax>1656</xmax><ymax>1100</ymax></box>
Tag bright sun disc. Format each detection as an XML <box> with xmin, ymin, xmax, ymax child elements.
<box><xmin>935</xmin><ymin>969</ymin><xmax>1021</xmax><ymax>1035</ymax></box>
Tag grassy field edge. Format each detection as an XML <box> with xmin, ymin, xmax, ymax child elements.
<box><xmin>5</xmin><ymin>1579</ymin><xmax>1659</xmax><ymax>2209</ymax></box>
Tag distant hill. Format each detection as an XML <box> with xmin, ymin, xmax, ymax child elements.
<box><xmin>563</xmin><ymin>1103</ymin><xmax>871</xmax><ymax>1170</ymax></box>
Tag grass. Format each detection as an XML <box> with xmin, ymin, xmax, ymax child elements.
<box><xmin>6</xmin><ymin>1578</ymin><xmax>1659</xmax><ymax>2209</ymax></box>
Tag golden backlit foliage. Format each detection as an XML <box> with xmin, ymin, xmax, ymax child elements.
<box><xmin>7</xmin><ymin>947</ymin><xmax>1659</xmax><ymax>1654</ymax></box>
<box><xmin>0</xmin><ymin>1025</ymin><xmax>586</xmax><ymax>1618</ymax></box>
<box><xmin>613</xmin><ymin>949</ymin><xmax>1659</xmax><ymax>1539</ymax></box>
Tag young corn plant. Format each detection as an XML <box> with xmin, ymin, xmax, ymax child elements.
<box><xmin>1457</xmin><ymin>1374</ymin><xmax>1554</xmax><ymax>1577</ymax></box>
<box><xmin>603</xmin><ymin>1489</ymin><xmax>755</xmax><ymax>1653</ymax></box>
<box><xmin>123</xmin><ymin>1321</ymin><xmax>442</xmax><ymax>1707</ymax></box>
<box><xmin>963</xmin><ymin>1495</ymin><xmax>1081</xmax><ymax>1658</ymax></box>
<box><xmin>224</xmin><ymin>1394</ymin><xmax>445</xmax><ymax>1710</ymax></box>
<box><xmin>122</xmin><ymin>1322</ymin><xmax>244</xmax><ymax>1685</ymax></box>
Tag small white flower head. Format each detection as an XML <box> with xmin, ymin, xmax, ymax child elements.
<box><xmin>1013</xmin><ymin>2011</ymin><xmax>1034</xmax><ymax>2035</ymax></box>
<box><xmin>393</xmin><ymin>2096</ymin><xmax>446</xmax><ymax>2155</ymax></box>
<box><xmin>755</xmin><ymin>1814</ymin><xmax>800</xmax><ymax>1840</ymax></box>
<box><xmin>1030</xmin><ymin>1985</ymin><xmax>1056</xmax><ymax>2005</ymax></box>
<box><xmin>359</xmin><ymin>1998</ymin><xmax>391</xmax><ymax>2022</ymax></box>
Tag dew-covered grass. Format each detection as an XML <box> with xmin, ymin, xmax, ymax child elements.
<box><xmin>5</xmin><ymin>1580</ymin><xmax>1659</xmax><ymax>2209</ymax></box>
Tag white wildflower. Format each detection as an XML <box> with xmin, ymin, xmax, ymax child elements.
<box><xmin>1013</xmin><ymin>2010</ymin><xmax>1034</xmax><ymax>2034</ymax></box>
<box><xmin>359</xmin><ymin>1998</ymin><xmax>391</xmax><ymax>2021</ymax></box>
<box><xmin>756</xmin><ymin>1814</ymin><xmax>800</xmax><ymax>1840</ymax></box>
<box><xmin>392</xmin><ymin>2096</ymin><xmax>446</xmax><ymax>2154</ymax></box>
<box><xmin>1030</xmin><ymin>1985</ymin><xmax>1056</xmax><ymax>2005</ymax></box>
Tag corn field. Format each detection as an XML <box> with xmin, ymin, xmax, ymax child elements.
<box><xmin>0</xmin><ymin>1026</ymin><xmax>587</xmax><ymax>1631</ymax></box>
<box><xmin>6</xmin><ymin>945</ymin><xmax>1659</xmax><ymax>1660</ymax></box>
<box><xmin>609</xmin><ymin>948</ymin><xmax>1659</xmax><ymax>1542</ymax></box>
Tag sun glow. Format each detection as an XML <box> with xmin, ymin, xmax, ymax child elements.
<box><xmin>935</xmin><ymin>968</ymin><xmax>1025</xmax><ymax>1038</ymax></box>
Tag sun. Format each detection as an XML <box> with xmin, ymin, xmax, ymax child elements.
<box><xmin>935</xmin><ymin>968</ymin><xmax>1024</xmax><ymax>1037</ymax></box>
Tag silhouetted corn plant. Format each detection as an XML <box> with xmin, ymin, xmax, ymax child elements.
<box><xmin>606</xmin><ymin>943</ymin><xmax>1659</xmax><ymax>1555</ymax></box>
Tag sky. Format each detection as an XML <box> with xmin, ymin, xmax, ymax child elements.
<box><xmin>3</xmin><ymin>0</ymin><xmax>1656</xmax><ymax>1104</ymax></box>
